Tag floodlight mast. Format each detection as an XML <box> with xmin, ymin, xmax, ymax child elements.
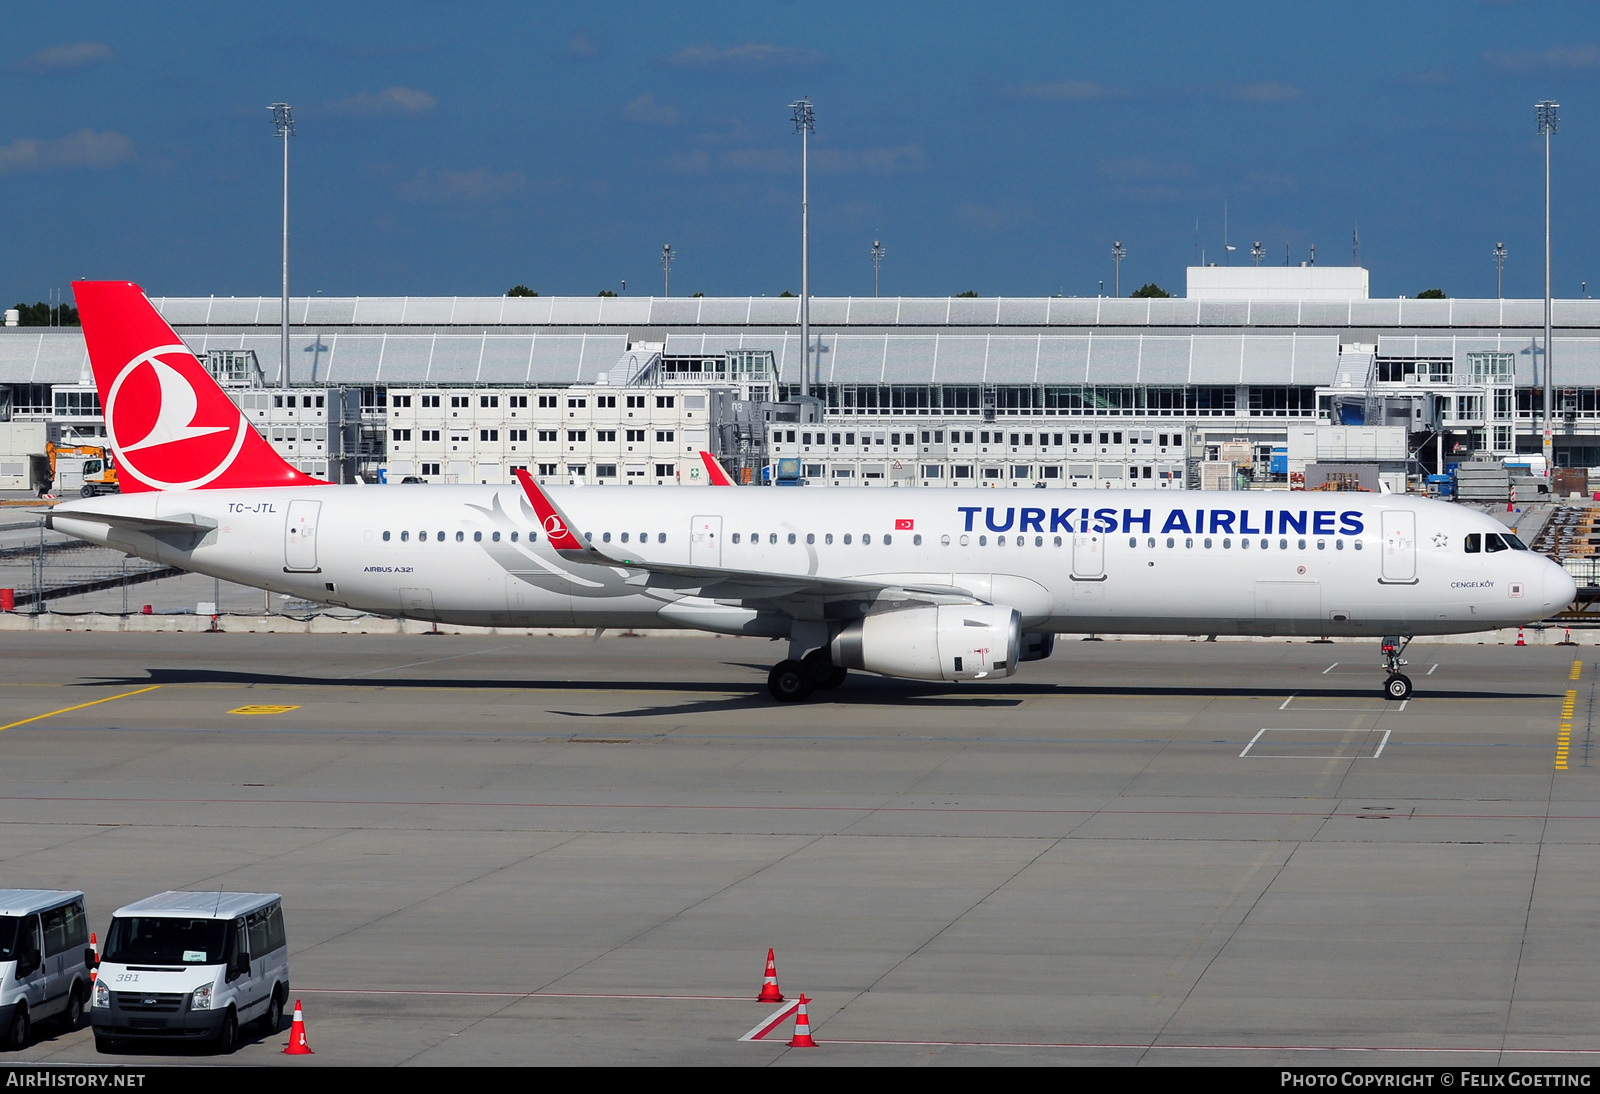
<box><xmin>269</xmin><ymin>103</ymin><xmax>295</xmax><ymax>390</ymax></box>
<box><xmin>1494</xmin><ymin>242</ymin><xmax>1507</xmax><ymax>300</ymax></box>
<box><xmin>871</xmin><ymin>239</ymin><xmax>885</xmax><ymax>297</ymax></box>
<box><xmin>1538</xmin><ymin>100</ymin><xmax>1558</xmax><ymax>468</ymax></box>
<box><xmin>661</xmin><ymin>244</ymin><xmax>674</xmax><ymax>297</ymax></box>
<box><xmin>791</xmin><ymin>96</ymin><xmax>815</xmax><ymax>398</ymax></box>
<box><xmin>1111</xmin><ymin>241</ymin><xmax>1125</xmax><ymax>297</ymax></box>
<box><xmin>1251</xmin><ymin>241</ymin><xmax>1264</xmax><ymax>267</ymax></box>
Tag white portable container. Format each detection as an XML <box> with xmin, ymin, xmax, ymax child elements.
<box><xmin>0</xmin><ymin>889</ymin><xmax>95</xmax><ymax>1050</ymax></box>
<box><xmin>91</xmin><ymin>892</ymin><xmax>289</xmax><ymax>1054</ymax></box>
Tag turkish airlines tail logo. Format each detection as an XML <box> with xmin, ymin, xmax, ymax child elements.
<box><xmin>74</xmin><ymin>281</ymin><xmax>326</xmax><ymax>492</ymax></box>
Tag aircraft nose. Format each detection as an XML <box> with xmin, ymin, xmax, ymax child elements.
<box><xmin>1546</xmin><ymin>560</ymin><xmax>1578</xmax><ymax>612</ymax></box>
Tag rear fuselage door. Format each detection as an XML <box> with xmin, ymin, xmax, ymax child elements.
<box><xmin>284</xmin><ymin>499</ymin><xmax>322</xmax><ymax>572</ymax></box>
<box><xmin>691</xmin><ymin>515</ymin><xmax>722</xmax><ymax>567</ymax></box>
<box><xmin>1380</xmin><ymin>510</ymin><xmax>1417</xmax><ymax>583</ymax></box>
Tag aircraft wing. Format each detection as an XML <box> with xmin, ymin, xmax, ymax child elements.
<box><xmin>512</xmin><ymin>469</ymin><xmax>978</xmax><ymax>609</ymax></box>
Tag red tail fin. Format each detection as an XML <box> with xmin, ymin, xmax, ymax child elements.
<box><xmin>74</xmin><ymin>281</ymin><xmax>325</xmax><ymax>491</ymax></box>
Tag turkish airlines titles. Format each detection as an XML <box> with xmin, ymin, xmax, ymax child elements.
<box><xmin>958</xmin><ymin>505</ymin><xmax>1367</xmax><ymax>537</ymax></box>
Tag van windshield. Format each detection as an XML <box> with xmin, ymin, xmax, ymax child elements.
<box><xmin>104</xmin><ymin>917</ymin><xmax>226</xmax><ymax>965</ymax></box>
<box><xmin>0</xmin><ymin>916</ymin><xmax>18</xmax><ymax>960</ymax></box>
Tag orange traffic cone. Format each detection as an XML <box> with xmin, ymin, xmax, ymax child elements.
<box><xmin>283</xmin><ymin>998</ymin><xmax>313</xmax><ymax>1055</ymax></box>
<box><xmin>88</xmin><ymin>932</ymin><xmax>98</xmax><ymax>985</ymax></box>
<box><xmin>788</xmin><ymin>994</ymin><xmax>817</xmax><ymax>1048</ymax></box>
<box><xmin>1517</xmin><ymin>626</ymin><xmax>1526</xmax><ymax>647</ymax></box>
<box><xmin>758</xmin><ymin>948</ymin><xmax>784</xmax><ymax>1003</ymax></box>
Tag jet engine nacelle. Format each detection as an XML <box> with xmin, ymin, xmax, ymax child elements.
<box><xmin>831</xmin><ymin>604</ymin><xmax>1022</xmax><ymax>682</ymax></box>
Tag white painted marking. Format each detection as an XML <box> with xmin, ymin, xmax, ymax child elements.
<box><xmin>1322</xmin><ymin>663</ymin><xmax>1339</xmax><ymax>675</ymax></box>
<box><xmin>1239</xmin><ymin>727</ymin><xmax>1269</xmax><ymax>758</ymax></box>
<box><xmin>1241</xmin><ymin>728</ymin><xmax>1389</xmax><ymax>761</ymax></box>
<box><xmin>1427</xmin><ymin>664</ymin><xmax>1438</xmax><ymax>676</ymax></box>
<box><xmin>740</xmin><ymin>999</ymin><xmax>801</xmax><ymax>1042</ymax></box>
<box><xmin>1397</xmin><ymin>699</ymin><xmax>1408</xmax><ymax>712</ymax></box>
<box><xmin>1279</xmin><ymin>693</ymin><xmax>1297</xmax><ymax>711</ymax></box>
<box><xmin>1372</xmin><ymin>729</ymin><xmax>1392</xmax><ymax>759</ymax></box>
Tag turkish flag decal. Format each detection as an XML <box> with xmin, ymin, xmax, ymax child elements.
<box><xmin>895</xmin><ymin>518</ymin><xmax>914</xmax><ymax>530</ymax></box>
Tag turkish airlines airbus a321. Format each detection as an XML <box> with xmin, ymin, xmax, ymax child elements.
<box><xmin>46</xmin><ymin>281</ymin><xmax>1575</xmax><ymax>702</ymax></box>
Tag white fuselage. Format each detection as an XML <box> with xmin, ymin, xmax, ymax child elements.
<box><xmin>49</xmin><ymin>486</ymin><xmax>1575</xmax><ymax>639</ymax></box>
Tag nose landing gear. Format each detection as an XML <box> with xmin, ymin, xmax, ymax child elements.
<box><xmin>1381</xmin><ymin>635</ymin><xmax>1413</xmax><ymax>701</ymax></box>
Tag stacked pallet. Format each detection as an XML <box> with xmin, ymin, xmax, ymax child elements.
<box><xmin>1455</xmin><ymin>460</ymin><xmax>1510</xmax><ymax>502</ymax></box>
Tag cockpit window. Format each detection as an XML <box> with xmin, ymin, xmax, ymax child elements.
<box><xmin>1485</xmin><ymin>533</ymin><xmax>1509</xmax><ymax>553</ymax></box>
<box><xmin>1464</xmin><ymin>533</ymin><xmax>1481</xmax><ymax>554</ymax></box>
<box><xmin>1503</xmin><ymin>533</ymin><xmax>1528</xmax><ymax>551</ymax></box>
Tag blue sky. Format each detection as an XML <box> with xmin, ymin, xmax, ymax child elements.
<box><xmin>2</xmin><ymin>1</ymin><xmax>1598</xmax><ymax>305</ymax></box>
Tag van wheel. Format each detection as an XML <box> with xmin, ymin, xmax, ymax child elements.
<box><xmin>217</xmin><ymin>1008</ymin><xmax>238</xmax><ymax>1054</ymax></box>
<box><xmin>258</xmin><ymin>989</ymin><xmax>283</xmax><ymax>1033</ymax></box>
<box><xmin>62</xmin><ymin>984</ymin><xmax>84</xmax><ymax>1030</ymax></box>
<box><xmin>5</xmin><ymin>1004</ymin><xmax>27</xmax><ymax>1050</ymax></box>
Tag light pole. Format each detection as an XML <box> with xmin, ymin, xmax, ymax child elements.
<box><xmin>1538</xmin><ymin>100</ymin><xmax>1558</xmax><ymax>469</ymax></box>
<box><xmin>269</xmin><ymin>103</ymin><xmax>295</xmax><ymax>390</ymax></box>
<box><xmin>1494</xmin><ymin>241</ymin><xmax>1507</xmax><ymax>300</ymax></box>
<box><xmin>791</xmin><ymin>96</ymin><xmax>815</xmax><ymax>398</ymax></box>
<box><xmin>661</xmin><ymin>244</ymin><xmax>674</xmax><ymax>297</ymax></box>
<box><xmin>1112</xmin><ymin>241</ymin><xmax>1125</xmax><ymax>297</ymax></box>
<box><xmin>1251</xmin><ymin>241</ymin><xmax>1264</xmax><ymax>267</ymax></box>
<box><xmin>871</xmin><ymin>239</ymin><xmax>885</xmax><ymax>297</ymax></box>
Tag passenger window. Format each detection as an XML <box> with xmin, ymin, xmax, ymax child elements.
<box><xmin>843</xmin><ymin>534</ymin><xmax>853</xmax><ymax>545</ymax></box>
<box><xmin>941</xmin><ymin>535</ymin><xmax>951</xmax><ymax>546</ymax></box>
<box><xmin>825</xmin><ymin>534</ymin><xmax>833</xmax><ymax>544</ymax></box>
<box><xmin>1336</xmin><ymin>539</ymin><xmax>1344</xmax><ymax>550</ymax></box>
<box><xmin>492</xmin><ymin>531</ymin><xmax>501</xmax><ymax>542</ymax></box>
<box><xmin>979</xmin><ymin>535</ymin><xmax>988</xmax><ymax>546</ymax></box>
<box><xmin>806</xmin><ymin>533</ymin><xmax>815</xmax><ymax>544</ymax></box>
<box><xmin>1316</xmin><ymin>539</ymin><xmax>1325</xmax><ymax>550</ymax></box>
<box><xmin>247</xmin><ymin>910</ymin><xmax>269</xmax><ymax>958</ymax></box>
<box><xmin>474</xmin><ymin>531</ymin><xmax>482</xmax><ymax>542</ymax></box>
<box><xmin>1128</xmin><ymin>537</ymin><xmax>1137</xmax><ymax>547</ymax></box>
<box><xmin>265</xmin><ymin>904</ymin><xmax>287</xmax><ymax>952</ymax></box>
<box><xmin>915</xmin><ymin>535</ymin><xmax>923</xmax><ymax>546</ymax></box>
<box><xmin>732</xmin><ymin>533</ymin><xmax>741</xmax><ymax>544</ymax></box>
<box><xmin>1147</xmin><ymin>538</ymin><xmax>1154</xmax><ymax>548</ymax></box>
<box><xmin>401</xmin><ymin>531</ymin><xmax>410</xmax><ymax>542</ymax></box>
<box><xmin>1279</xmin><ymin>539</ymin><xmax>1287</xmax><ymax>550</ymax></box>
<box><xmin>63</xmin><ymin>902</ymin><xmax>87</xmax><ymax>949</ymax></box>
<box><xmin>960</xmin><ymin>535</ymin><xmax>969</xmax><ymax>546</ymax></box>
<box><xmin>658</xmin><ymin>533</ymin><xmax>666</xmax><ymax>543</ymax></box>
<box><xmin>40</xmin><ymin>906</ymin><xmax>67</xmax><ymax>957</ymax></box>
<box><xmin>882</xmin><ymin>534</ymin><xmax>890</xmax><ymax>545</ymax></box>
<box><xmin>456</xmin><ymin>531</ymin><xmax>465</xmax><ymax>542</ymax></box>
<box><xmin>787</xmin><ymin>533</ymin><xmax>796</xmax><ymax>544</ymax></box>
<box><xmin>602</xmin><ymin>532</ymin><xmax>611</xmax><ymax>543</ymax></box>
<box><xmin>1486</xmin><ymin>533</ymin><xmax>1508</xmax><ymax>553</ymax></box>
<box><xmin>1166</xmin><ymin>537</ymin><xmax>1174</xmax><ymax>548</ymax></box>
<box><xmin>382</xmin><ymin>531</ymin><xmax>391</xmax><ymax>541</ymax></box>
<box><xmin>1298</xmin><ymin>538</ymin><xmax>1307</xmax><ymax>550</ymax></box>
<box><xmin>1185</xmin><ymin>538</ymin><xmax>1193</xmax><ymax>548</ymax></box>
<box><xmin>511</xmin><ymin>532</ymin><xmax>519</xmax><ymax>542</ymax></box>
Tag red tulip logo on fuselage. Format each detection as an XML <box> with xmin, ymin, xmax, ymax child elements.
<box><xmin>105</xmin><ymin>347</ymin><xmax>248</xmax><ymax>489</ymax></box>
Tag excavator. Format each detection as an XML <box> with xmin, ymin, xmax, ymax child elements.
<box><xmin>43</xmin><ymin>442</ymin><xmax>120</xmax><ymax>497</ymax></box>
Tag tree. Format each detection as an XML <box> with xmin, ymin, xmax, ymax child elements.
<box><xmin>10</xmin><ymin>301</ymin><xmax>79</xmax><ymax>326</ymax></box>
<box><xmin>506</xmin><ymin>285</ymin><xmax>538</xmax><ymax>297</ymax></box>
<box><xmin>779</xmin><ymin>290</ymin><xmax>796</xmax><ymax>298</ymax></box>
<box><xmin>1415</xmin><ymin>288</ymin><xmax>1447</xmax><ymax>299</ymax></box>
<box><xmin>955</xmin><ymin>290</ymin><xmax>979</xmax><ymax>298</ymax></box>
<box><xmin>597</xmin><ymin>290</ymin><xmax>618</xmax><ymax>297</ymax></box>
<box><xmin>1129</xmin><ymin>283</ymin><xmax>1170</xmax><ymax>298</ymax></box>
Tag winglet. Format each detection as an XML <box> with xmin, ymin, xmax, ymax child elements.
<box><xmin>514</xmin><ymin>468</ymin><xmax>605</xmax><ymax>561</ymax></box>
<box><xmin>700</xmin><ymin>451</ymin><xmax>736</xmax><ymax>486</ymax></box>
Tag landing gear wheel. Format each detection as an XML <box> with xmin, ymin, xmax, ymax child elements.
<box><xmin>801</xmin><ymin>649</ymin><xmax>847</xmax><ymax>690</ymax></box>
<box><xmin>767</xmin><ymin>660</ymin><xmax>814</xmax><ymax>703</ymax></box>
<box><xmin>1384</xmin><ymin>674</ymin><xmax>1412</xmax><ymax>701</ymax></box>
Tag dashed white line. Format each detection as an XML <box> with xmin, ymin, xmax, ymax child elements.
<box><xmin>1322</xmin><ymin>663</ymin><xmax>1339</xmax><ymax>675</ymax></box>
<box><xmin>1427</xmin><ymin>664</ymin><xmax>1439</xmax><ymax>676</ymax></box>
<box><xmin>1279</xmin><ymin>693</ymin><xmax>1297</xmax><ymax>710</ymax></box>
<box><xmin>1372</xmin><ymin>729</ymin><xmax>1393</xmax><ymax>758</ymax></box>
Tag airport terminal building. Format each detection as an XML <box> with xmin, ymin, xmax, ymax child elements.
<box><xmin>3</xmin><ymin>267</ymin><xmax>1598</xmax><ymax>493</ymax></box>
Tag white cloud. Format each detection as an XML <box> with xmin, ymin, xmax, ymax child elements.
<box><xmin>0</xmin><ymin>129</ymin><xmax>133</xmax><ymax>174</ymax></box>
<box><xmin>327</xmin><ymin>87</ymin><xmax>437</xmax><ymax>118</ymax></box>
<box><xmin>1484</xmin><ymin>44</ymin><xmax>1600</xmax><ymax>72</ymax></box>
<box><xmin>665</xmin><ymin>42</ymin><xmax>826</xmax><ymax>68</ymax></box>
<box><xmin>622</xmin><ymin>94</ymin><xmax>680</xmax><ymax>126</ymax></box>
<box><xmin>13</xmin><ymin>42</ymin><xmax>112</xmax><ymax>73</ymax></box>
<box><xmin>396</xmin><ymin>168</ymin><xmax>525</xmax><ymax>205</ymax></box>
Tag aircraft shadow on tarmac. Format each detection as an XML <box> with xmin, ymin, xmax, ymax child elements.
<box><xmin>91</xmin><ymin>666</ymin><xmax>1556</xmax><ymax>713</ymax></box>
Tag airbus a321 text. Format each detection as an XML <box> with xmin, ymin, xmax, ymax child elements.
<box><xmin>47</xmin><ymin>281</ymin><xmax>1576</xmax><ymax>702</ymax></box>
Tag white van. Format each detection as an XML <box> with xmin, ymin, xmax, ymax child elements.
<box><xmin>0</xmin><ymin>889</ymin><xmax>96</xmax><ymax>1050</ymax></box>
<box><xmin>91</xmin><ymin>892</ymin><xmax>289</xmax><ymax>1054</ymax></box>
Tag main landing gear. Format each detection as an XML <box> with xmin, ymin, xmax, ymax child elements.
<box><xmin>1381</xmin><ymin>635</ymin><xmax>1413</xmax><ymax>701</ymax></box>
<box><xmin>767</xmin><ymin>649</ymin><xmax>849</xmax><ymax>703</ymax></box>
